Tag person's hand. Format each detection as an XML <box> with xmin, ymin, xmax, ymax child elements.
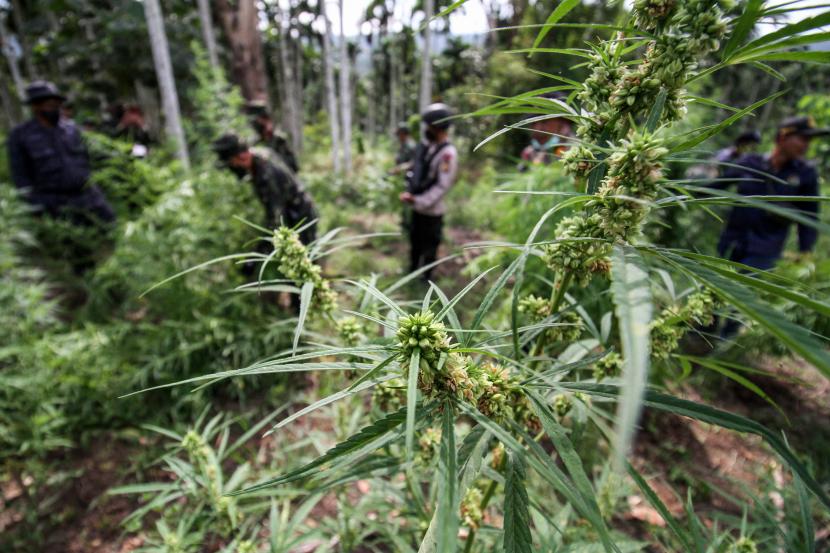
<box><xmin>399</xmin><ymin>191</ymin><xmax>415</xmax><ymax>204</ymax></box>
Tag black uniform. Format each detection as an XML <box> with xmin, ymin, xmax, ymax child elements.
<box><xmin>7</xmin><ymin>118</ymin><xmax>115</xmax><ymax>224</ymax></box>
<box><xmin>714</xmin><ymin>153</ymin><xmax>819</xmax><ymax>270</ymax></box>
<box><xmin>250</xmin><ymin>152</ymin><xmax>317</xmax><ymax>244</ymax></box>
<box><xmin>260</xmin><ymin>132</ymin><xmax>299</xmax><ymax>174</ymax></box>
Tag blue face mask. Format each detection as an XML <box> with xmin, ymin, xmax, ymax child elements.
<box><xmin>531</xmin><ymin>135</ymin><xmax>561</xmax><ymax>151</ymax></box>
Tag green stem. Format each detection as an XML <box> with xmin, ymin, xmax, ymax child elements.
<box><xmin>529</xmin><ymin>270</ymin><xmax>574</xmax><ymax>365</ymax></box>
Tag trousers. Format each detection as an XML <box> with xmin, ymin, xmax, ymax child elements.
<box><xmin>409</xmin><ymin>212</ymin><xmax>443</xmax><ymax>281</ymax></box>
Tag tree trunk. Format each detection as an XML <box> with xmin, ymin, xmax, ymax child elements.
<box><xmin>143</xmin><ymin>0</ymin><xmax>190</xmax><ymax>170</ymax></box>
<box><xmin>215</xmin><ymin>0</ymin><xmax>269</xmax><ymax>103</ymax></box>
<box><xmin>9</xmin><ymin>0</ymin><xmax>34</xmax><ymax>79</ymax></box>
<box><xmin>419</xmin><ymin>0</ymin><xmax>434</xmax><ymax>112</ymax></box>
<box><xmin>338</xmin><ymin>0</ymin><xmax>352</xmax><ymax>173</ymax></box>
<box><xmin>277</xmin><ymin>18</ymin><xmax>298</xmax><ymax>154</ymax></box>
<box><xmin>196</xmin><ymin>0</ymin><xmax>220</xmax><ymax>69</ymax></box>
<box><xmin>320</xmin><ymin>0</ymin><xmax>341</xmax><ymax>173</ymax></box>
<box><xmin>0</xmin><ymin>62</ymin><xmax>21</xmax><ymax>127</ymax></box>
<box><xmin>291</xmin><ymin>34</ymin><xmax>303</xmax><ymax>155</ymax></box>
<box><xmin>0</xmin><ymin>14</ymin><xmax>25</xmax><ymax>100</ymax></box>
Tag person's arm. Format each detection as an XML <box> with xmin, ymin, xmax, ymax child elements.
<box><xmin>7</xmin><ymin>131</ymin><xmax>34</xmax><ymax>191</ymax></box>
<box><xmin>412</xmin><ymin>148</ymin><xmax>458</xmax><ymax>211</ymax></box>
<box><xmin>796</xmin><ymin>169</ymin><xmax>819</xmax><ymax>253</ymax></box>
<box><xmin>259</xmin><ymin>165</ymin><xmax>286</xmax><ymax>229</ymax></box>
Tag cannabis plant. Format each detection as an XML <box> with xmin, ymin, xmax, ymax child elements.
<box><xmin>144</xmin><ymin>1</ymin><xmax>830</xmax><ymax>550</ymax></box>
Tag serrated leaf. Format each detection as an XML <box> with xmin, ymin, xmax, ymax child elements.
<box><xmin>531</xmin><ymin>0</ymin><xmax>582</xmax><ymax>53</ymax></box>
<box><xmin>406</xmin><ymin>349</ymin><xmax>421</xmax><ymax>463</ymax></box>
<box><xmin>504</xmin><ymin>451</ymin><xmax>533</xmax><ymax>553</ymax></box>
<box><xmin>436</xmin><ymin>402</ymin><xmax>459</xmax><ymax>553</ymax></box>
<box><xmin>293</xmin><ymin>281</ymin><xmax>314</xmax><ymax>354</ymax></box>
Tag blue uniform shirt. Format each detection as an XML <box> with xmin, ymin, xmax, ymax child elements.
<box><xmin>7</xmin><ymin>118</ymin><xmax>114</xmax><ymax>222</ymax></box>
<box><xmin>715</xmin><ymin>153</ymin><xmax>819</xmax><ymax>266</ymax></box>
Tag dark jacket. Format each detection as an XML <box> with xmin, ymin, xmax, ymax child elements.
<box><xmin>7</xmin><ymin>118</ymin><xmax>114</xmax><ymax>222</ymax></box>
<box><xmin>250</xmin><ymin>152</ymin><xmax>316</xmax><ymax>241</ymax></box>
<box><xmin>715</xmin><ymin>153</ymin><xmax>819</xmax><ymax>259</ymax></box>
<box><xmin>262</xmin><ymin>132</ymin><xmax>299</xmax><ymax>174</ymax></box>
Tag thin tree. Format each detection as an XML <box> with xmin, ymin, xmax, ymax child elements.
<box><xmin>277</xmin><ymin>10</ymin><xmax>299</xmax><ymax>154</ymax></box>
<box><xmin>338</xmin><ymin>0</ymin><xmax>352</xmax><ymax>173</ymax></box>
<box><xmin>196</xmin><ymin>0</ymin><xmax>220</xmax><ymax>69</ymax></box>
<box><xmin>215</xmin><ymin>0</ymin><xmax>270</xmax><ymax>103</ymax></box>
<box><xmin>320</xmin><ymin>0</ymin><xmax>342</xmax><ymax>173</ymax></box>
<box><xmin>0</xmin><ymin>11</ymin><xmax>25</xmax><ymax>100</ymax></box>
<box><xmin>419</xmin><ymin>0</ymin><xmax>433</xmax><ymax>111</ymax></box>
<box><xmin>143</xmin><ymin>0</ymin><xmax>190</xmax><ymax>170</ymax></box>
<box><xmin>9</xmin><ymin>0</ymin><xmax>34</xmax><ymax>79</ymax></box>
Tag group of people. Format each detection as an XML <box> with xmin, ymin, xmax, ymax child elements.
<box><xmin>5</xmin><ymin>80</ymin><xmax>827</xmax><ymax>305</ymax></box>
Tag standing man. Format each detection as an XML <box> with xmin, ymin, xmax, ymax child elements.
<box><xmin>714</xmin><ymin>129</ymin><xmax>762</xmax><ymax>166</ymax></box>
<box><xmin>7</xmin><ymin>81</ymin><xmax>116</xmax><ymax>227</ymax></box>
<box><xmin>715</xmin><ymin>116</ymin><xmax>827</xmax><ymax>272</ymax></box>
<box><xmin>213</xmin><ymin>133</ymin><xmax>317</xmax><ymax>244</ymax></box>
<box><xmin>244</xmin><ymin>100</ymin><xmax>300</xmax><ymax>174</ymax></box>
<box><xmin>399</xmin><ymin>103</ymin><xmax>458</xmax><ymax>281</ymax></box>
<box><xmin>389</xmin><ymin>122</ymin><xmax>416</xmax><ymax>175</ymax></box>
<box><xmin>518</xmin><ymin>91</ymin><xmax>573</xmax><ymax>171</ymax></box>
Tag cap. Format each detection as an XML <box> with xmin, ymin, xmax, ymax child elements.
<box><xmin>421</xmin><ymin>103</ymin><xmax>454</xmax><ymax>130</ymax></box>
<box><xmin>244</xmin><ymin>99</ymin><xmax>270</xmax><ymax>118</ymax></box>
<box><xmin>396</xmin><ymin>121</ymin><xmax>411</xmax><ymax>134</ymax></box>
<box><xmin>778</xmin><ymin>116</ymin><xmax>830</xmax><ymax>138</ymax></box>
<box><xmin>212</xmin><ymin>134</ymin><xmax>247</xmax><ymax>161</ymax></box>
<box><xmin>25</xmin><ymin>81</ymin><xmax>66</xmax><ymax>104</ymax></box>
<box><xmin>735</xmin><ymin>129</ymin><xmax>761</xmax><ymax>145</ymax></box>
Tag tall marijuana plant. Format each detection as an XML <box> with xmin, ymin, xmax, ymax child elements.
<box><xmin>142</xmin><ymin>1</ymin><xmax>830</xmax><ymax>551</ymax></box>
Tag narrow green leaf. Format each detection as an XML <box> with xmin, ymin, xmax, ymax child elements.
<box><xmin>231</xmin><ymin>406</ymin><xmax>413</xmax><ymax>495</ymax></box>
<box><xmin>722</xmin><ymin>0</ymin><xmax>764</xmax><ymax>60</ymax></box>
<box><xmin>293</xmin><ymin>281</ymin><xmax>314</xmax><ymax>354</ymax></box>
<box><xmin>504</xmin><ymin>451</ymin><xmax>533</xmax><ymax>553</ymax></box>
<box><xmin>609</xmin><ymin>245</ymin><xmax>653</xmax><ymax>469</ymax></box>
<box><xmin>626</xmin><ymin>464</ymin><xmax>694</xmax><ymax>552</ymax></box>
<box><xmin>468</xmin><ymin>255</ymin><xmax>523</xmax><ymax>345</ymax></box>
<box><xmin>436</xmin><ymin>402</ymin><xmax>459</xmax><ymax>553</ymax></box>
<box><xmin>645</xmin><ymin>89</ymin><xmax>667</xmax><ymax>132</ymax></box>
<box><xmin>531</xmin><ymin>0</ymin><xmax>582</xmax><ymax>53</ymax></box>
<box><xmin>559</xmin><ymin>382</ymin><xmax>830</xmax><ymax>511</ymax></box>
<box><xmin>406</xmin><ymin>349</ymin><xmax>421</xmax><ymax>463</ymax></box>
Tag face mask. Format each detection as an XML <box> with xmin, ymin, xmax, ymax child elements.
<box><xmin>40</xmin><ymin>109</ymin><xmax>61</xmax><ymax>126</ymax></box>
<box><xmin>424</xmin><ymin>128</ymin><xmax>437</xmax><ymax>142</ymax></box>
<box><xmin>531</xmin><ymin>135</ymin><xmax>561</xmax><ymax>151</ymax></box>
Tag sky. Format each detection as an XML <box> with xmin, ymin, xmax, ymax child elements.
<box><xmin>322</xmin><ymin>0</ymin><xmax>829</xmax><ymax>38</ymax></box>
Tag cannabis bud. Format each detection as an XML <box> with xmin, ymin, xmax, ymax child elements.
<box><xmin>271</xmin><ymin>226</ymin><xmax>337</xmax><ymax>314</ymax></box>
<box><xmin>460</xmin><ymin>487</ymin><xmax>485</xmax><ymax>530</ymax></box>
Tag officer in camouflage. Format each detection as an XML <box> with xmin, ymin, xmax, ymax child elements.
<box><xmin>399</xmin><ymin>103</ymin><xmax>459</xmax><ymax>280</ymax></box>
<box><xmin>213</xmin><ymin>133</ymin><xmax>317</xmax><ymax>244</ymax></box>
<box><xmin>389</xmin><ymin>121</ymin><xmax>417</xmax><ymax>175</ymax></box>
<box><xmin>244</xmin><ymin>100</ymin><xmax>300</xmax><ymax>174</ymax></box>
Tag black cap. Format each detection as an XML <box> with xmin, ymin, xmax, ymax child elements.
<box><xmin>212</xmin><ymin>134</ymin><xmax>247</xmax><ymax>161</ymax></box>
<box><xmin>25</xmin><ymin>81</ymin><xmax>66</xmax><ymax>104</ymax></box>
<box><xmin>778</xmin><ymin>116</ymin><xmax>830</xmax><ymax>138</ymax></box>
<box><xmin>421</xmin><ymin>103</ymin><xmax>453</xmax><ymax>130</ymax></box>
<box><xmin>735</xmin><ymin>129</ymin><xmax>761</xmax><ymax>145</ymax></box>
<box><xmin>396</xmin><ymin>121</ymin><xmax>411</xmax><ymax>134</ymax></box>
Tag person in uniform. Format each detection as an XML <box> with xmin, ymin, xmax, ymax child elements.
<box><xmin>714</xmin><ymin>116</ymin><xmax>827</xmax><ymax>271</ymax></box>
<box><xmin>244</xmin><ymin>100</ymin><xmax>300</xmax><ymax>174</ymax></box>
<box><xmin>399</xmin><ymin>103</ymin><xmax>458</xmax><ymax>281</ymax></box>
<box><xmin>7</xmin><ymin>81</ymin><xmax>116</xmax><ymax>227</ymax></box>
<box><xmin>518</xmin><ymin>91</ymin><xmax>573</xmax><ymax>171</ymax></box>
<box><xmin>389</xmin><ymin>122</ymin><xmax>416</xmax><ymax>175</ymax></box>
<box><xmin>213</xmin><ymin>133</ymin><xmax>317</xmax><ymax>245</ymax></box>
<box><xmin>714</xmin><ymin>129</ymin><xmax>762</xmax><ymax>166</ymax></box>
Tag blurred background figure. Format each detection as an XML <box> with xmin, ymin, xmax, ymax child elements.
<box><xmin>400</xmin><ymin>103</ymin><xmax>458</xmax><ymax>281</ymax></box>
<box><xmin>115</xmin><ymin>104</ymin><xmax>152</xmax><ymax>157</ymax></box>
<box><xmin>6</xmin><ymin>81</ymin><xmax>116</xmax><ymax>273</ymax></box>
<box><xmin>389</xmin><ymin>121</ymin><xmax>416</xmax><ymax>175</ymax></box>
<box><xmin>714</xmin><ymin>115</ymin><xmax>827</xmax><ymax>273</ymax></box>
<box><xmin>213</xmin><ymin>133</ymin><xmax>317</xmax><ymax>245</ymax></box>
<box><xmin>518</xmin><ymin>91</ymin><xmax>573</xmax><ymax>171</ymax></box>
<box><xmin>715</xmin><ymin>129</ymin><xmax>762</xmax><ymax>165</ymax></box>
<box><xmin>244</xmin><ymin>99</ymin><xmax>299</xmax><ymax>173</ymax></box>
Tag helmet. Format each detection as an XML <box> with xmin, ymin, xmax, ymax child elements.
<box><xmin>421</xmin><ymin>103</ymin><xmax>454</xmax><ymax>130</ymax></box>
